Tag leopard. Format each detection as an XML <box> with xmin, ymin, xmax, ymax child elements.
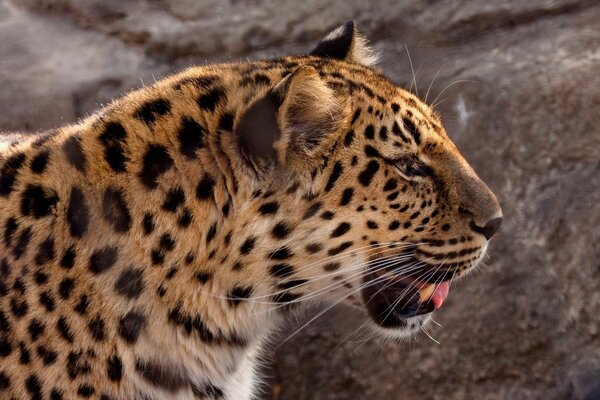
<box><xmin>0</xmin><ymin>21</ymin><xmax>502</xmax><ymax>400</ymax></box>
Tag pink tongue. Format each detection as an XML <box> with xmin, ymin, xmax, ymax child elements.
<box><xmin>431</xmin><ymin>282</ymin><xmax>450</xmax><ymax>309</ymax></box>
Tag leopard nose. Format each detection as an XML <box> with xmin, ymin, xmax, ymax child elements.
<box><xmin>469</xmin><ymin>217</ymin><xmax>503</xmax><ymax>240</ymax></box>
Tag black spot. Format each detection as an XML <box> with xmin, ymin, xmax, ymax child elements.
<box><xmin>135</xmin><ymin>358</ymin><xmax>187</xmax><ymax>392</ymax></box>
<box><xmin>30</xmin><ymin>150</ymin><xmax>50</xmax><ymax>174</ymax></box>
<box><xmin>74</xmin><ymin>294</ymin><xmax>90</xmax><ymax>314</ymax></box>
<box><xmin>195</xmin><ymin>271</ymin><xmax>212</xmax><ymax>284</ymax></box>
<box><xmin>219</xmin><ymin>112</ymin><xmax>234</xmax><ymax>131</ymax></box>
<box><xmin>270</xmin><ymin>263</ymin><xmax>294</xmax><ymax>278</ymax></box>
<box><xmin>107</xmin><ymin>354</ymin><xmax>123</xmax><ymax>382</ymax></box>
<box><xmin>60</xmin><ymin>247</ymin><xmax>76</xmax><ymax>269</ymax></box>
<box><xmin>27</xmin><ymin>319</ymin><xmax>45</xmax><ymax>342</ymax></box>
<box><xmin>383</xmin><ymin>178</ymin><xmax>398</xmax><ymax>191</ymax></box>
<box><xmin>388</xmin><ymin>220</ymin><xmax>400</xmax><ymax>230</ymax></box>
<box><xmin>87</xmin><ymin>315</ymin><xmax>106</xmax><ymax>341</ymax></box>
<box><xmin>391</xmin><ymin>103</ymin><xmax>400</xmax><ymax>113</ymax></box>
<box><xmin>0</xmin><ymin>152</ymin><xmax>26</xmax><ymax>197</ymax></box>
<box><xmin>35</xmin><ymin>237</ymin><xmax>55</xmax><ymax>265</ymax></box>
<box><xmin>364</xmin><ymin>124</ymin><xmax>375</xmax><ymax>140</ymax></box>
<box><xmin>323</xmin><ymin>262</ymin><xmax>340</xmax><ymax>271</ymax></box>
<box><xmin>159</xmin><ymin>233</ymin><xmax>175</xmax><ymax>251</ymax></box>
<box><xmin>302</xmin><ymin>202</ymin><xmax>323</xmax><ymax>220</ymax></box>
<box><xmin>367</xmin><ymin>220</ymin><xmax>378</xmax><ymax>229</ymax></box>
<box><xmin>0</xmin><ymin>337</ymin><xmax>12</xmax><ymax>357</ymax></box>
<box><xmin>205</xmin><ymin>222</ymin><xmax>218</xmax><ymax>244</ymax></box>
<box><xmin>135</xmin><ymin>98</ymin><xmax>171</xmax><ymax>125</ymax></box>
<box><xmin>344</xmin><ymin>130</ymin><xmax>355</xmax><ymax>147</ymax></box>
<box><xmin>99</xmin><ymin>122</ymin><xmax>128</xmax><ymax>173</ymax></box>
<box><xmin>25</xmin><ymin>374</ymin><xmax>42</xmax><ymax>398</ymax></box>
<box><xmin>165</xmin><ymin>266</ymin><xmax>178</xmax><ymax>279</ymax></box>
<box><xmin>321</xmin><ymin>210</ymin><xmax>335</xmax><ymax>220</ymax></box>
<box><xmin>56</xmin><ymin>317</ymin><xmax>74</xmax><ymax>343</ymax></box>
<box><xmin>39</xmin><ymin>291</ymin><xmax>56</xmax><ymax>312</ymax></box>
<box><xmin>118</xmin><ymin>311</ymin><xmax>146</xmax><ymax>344</ymax></box>
<box><xmin>340</xmin><ymin>188</ymin><xmax>354</xmax><ymax>206</ymax></box>
<box><xmin>228</xmin><ymin>286</ymin><xmax>252</xmax><ymax>306</ymax></box>
<box><xmin>67</xmin><ymin>187</ymin><xmax>90</xmax><ymax>238</ymax></box>
<box><xmin>198</xmin><ymin>87</ymin><xmax>225</xmax><ymax>112</ymax></box>
<box><xmin>442</xmin><ymin>224</ymin><xmax>451</xmax><ymax>231</ymax></box>
<box><xmin>33</xmin><ymin>271</ymin><xmax>48</xmax><ymax>285</ymax></box>
<box><xmin>306</xmin><ymin>243</ymin><xmax>323</xmax><ymax>253</ymax></box>
<box><xmin>3</xmin><ymin>217</ymin><xmax>17</xmax><ymax>247</ymax></box>
<box><xmin>269</xmin><ymin>247</ymin><xmax>293</xmax><ymax>260</ymax></box>
<box><xmin>89</xmin><ymin>246</ymin><xmax>118</xmax><ymax>274</ymax></box>
<box><xmin>192</xmin><ymin>383</ymin><xmax>225</xmax><ymax>399</ymax></box>
<box><xmin>403</xmin><ymin>117</ymin><xmax>421</xmax><ymax>144</ymax></box>
<box><xmin>10</xmin><ymin>297</ymin><xmax>28</xmax><ymax>317</ymax></box>
<box><xmin>151</xmin><ymin>249</ymin><xmax>164</xmax><ymax>265</ymax></box>
<box><xmin>63</xmin><ymin>136</ymin><xmax>87</xmax><ymax>173</ymax></box>
<box><xmin>196</xmin><ymin>174</ymin><xmax>215</xmax><ymax>200</ymax></box>
<box><xmin>350</xmin><ymin>108</ymin><xmax>362</xmax><ymax>125</ymax></box>
<box><xmin>66</xmin><ymin>350</ymin><xmax>91</xmax><ymax>379</ymax></box>
<box><xmin>37</xmin><ymin>345</ymin><xmax>58</xmax><ymax>365</ymax></box>
<box><xmin>12</xmin><ymin>226</ymin><xmax>32</xmax><ymax>259</ymax></box>
<box><xmin>271</xmin><ymin>222</ymin><xmax>291</xmax><ymax>239</ymax></box>
<box><xmin>173</xmin><ymin>75</ymin><xmax>217</xmax><ymax>90</ymax></box>
<box><xmin>18</xmin><ymin>342</ymin><xmax>30</xmax><ymax>364</ymax></box>
<box><xmin>239</xmin><ymin>237</ymin><xmax>256</xmax><ymax>255</ymax></box>
<box><xmin>327</xmin><ymin>241</ymin><xmax>353</xmax><ymax>256</ymax></box>
<box><xmin>221</xmin><ymin>201</ymin><xmax>231</xmax><ymax>217</ymax></box>
<box><xmin>142</xmin><ymin>213</ymin><xmax>155</xmax><ymax>235</ymax></box>
<box><xmin>379</xmin><ymin>126</ymin><xmax>388</xmax><ymax>141</ymax></box>
<box><xmin>50</xmin><ymin>389</ymin><xmax>64</xmax><ymax>400</ymax></box>
<box><xmin>392</xmin><ymin>121</ymin><xmax>411</xmax><ymax>143</ymax></box>
<box><xmin>178</xmin><ymin>117</ymin><xmax>206</xmax><ymax>159</ymax></box>
<box><xmin>115</xmin><ymin>268</ymin><xmax>144</xmax><ymax>299</ymax></box>
<box><xmin>102</xmin><ymin>187</ymin><xmax>132</xmax><ymax>233</ymax></box>
<box><xmin>387</xmin><ymin>191</ymin><xmax>399</xmax><ymax>201</ymax></box>
<box><xmin>0</xmin><ymin>371</ymin><xmax>9</xmax><ymax>390</ymax></box>
<box><xmin>178</xmin><ymin>208</ymin><xmax>193</xmax><ymax>227</ymax></box>
<box><xmin>139</xmin><ymin>144</ymin><xmax>174</xmax><ymax>189</ymax></box>
<box><xmin>20</xmin><ymin>184</ymin><xmax>58</xmax><ymax>218</ymax></box>
<box><xmin>162</xmin><ymin>187</ymin><xmax>185</xmax><ymax>212</ymax></box>
<box><xmin>258</xmin><ymin>201</ymin><xmax>279</xmax><ymax>215</ymax></box>
<box><xmin>358</xmin><ymin>160</ymin><xmax>380</xmax><ymax>186</ymax></box>
<box><xmin>58</xmin><ymin>278</ymin><xmax>75</xmax><ymax>299</ymax></box>
<box><xmin>77</xmin><ymin>384</ymin><xmax>95</xmax><ymax>397</ymax></box>
<box><xmin>325</xmin><ymin>162</ymin><xmax>343</xmax><ymax>192</ymax></box>
<box><xmin>277</xmin><ymin>279</ymin><xmax>308</xmax><ymax>290</ymax></box>
<box><xmin>331</xmin><ymin>222</ymin><xmax>351</xmax><ymax>238</ymax></box>
<box><xmin>0</xmin><ymin>310</ymin><xmax>8</xmax><ymax>332</ymax></box>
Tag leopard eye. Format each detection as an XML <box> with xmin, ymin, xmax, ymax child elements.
<box><xmin>393</xmin><ymin>156</ymin><xmax>430</xmax><ymax>178</ymax></box>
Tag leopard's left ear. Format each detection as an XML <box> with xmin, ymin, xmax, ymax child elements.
<box><xmin>310</xmin><ymin>20</ymin><xmax>379</xmax><ymax>67</ymax></box>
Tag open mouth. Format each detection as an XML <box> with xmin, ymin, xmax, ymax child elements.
<box><xmin>361</xmin><ymin>260</ymin><xmax>452</xmax><ymax>328</ymax></box>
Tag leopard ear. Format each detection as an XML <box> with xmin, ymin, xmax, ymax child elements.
<box><xmin>310</xmin><ymin>20</ymin><xmax>379</xmax><ymax>67</ymax></box>
<box><xmin>236</xmin><ymin>66</ymin><xmax>343</xmax><ymax>167</ymax></box>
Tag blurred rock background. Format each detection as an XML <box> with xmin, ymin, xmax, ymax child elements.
<box><xmin>1</xmin><ymin>0</ymin><xmax>599</xmax><ymax>399</ymax></box>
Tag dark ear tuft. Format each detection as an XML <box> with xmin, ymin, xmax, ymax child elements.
<box><xmin>311</xmin><ymin>21</ymin><xmax>356</xmax><ymax>60</ymax></box>
<box><xmin>310</xmin><ymin>21</ymin><xmax>378</xmax><ymax>66</ymax></box>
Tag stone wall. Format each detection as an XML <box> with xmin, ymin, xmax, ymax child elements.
<box><xmin>1</xmin><ymin>1</ymin><xmax>599</xmax><ymax>398</ymax></box>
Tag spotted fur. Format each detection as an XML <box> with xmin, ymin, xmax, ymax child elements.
<box><xmin>0</xmin><ymin>21</ymin><xmax>501</xmax><ymax>399</ymax></box>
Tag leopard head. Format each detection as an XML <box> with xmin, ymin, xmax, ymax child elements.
<box><xmin>235</xmin><ymin>21</ymin><xmax>502</xmax><ymax>338</ymax></box>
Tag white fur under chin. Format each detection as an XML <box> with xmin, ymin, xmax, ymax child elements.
<box><xmin>372</xmin><ymin>314</ymin><xmax>432</xmax><ymax>341</ymax></box>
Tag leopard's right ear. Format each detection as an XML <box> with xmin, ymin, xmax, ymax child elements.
<box><xmin>310</xmin><ymin>21</ymin><xmax>379</xmax><ymax>67</ymax></box>
<box><xmin>236</xmin><ymin>66</ymin><xmax>344</xmax><ymax>169</ymax></box>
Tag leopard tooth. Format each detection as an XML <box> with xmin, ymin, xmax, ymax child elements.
<box><xmin>418</xmin><ymin>284</ymin><xmax>435</xmax><ymax>303</ymax></box>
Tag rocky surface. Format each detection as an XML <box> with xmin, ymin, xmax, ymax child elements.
<box><xmin>1</xmin><ymin>0</ymin><xmax>599</xmax><ymax>399</ymax></box>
